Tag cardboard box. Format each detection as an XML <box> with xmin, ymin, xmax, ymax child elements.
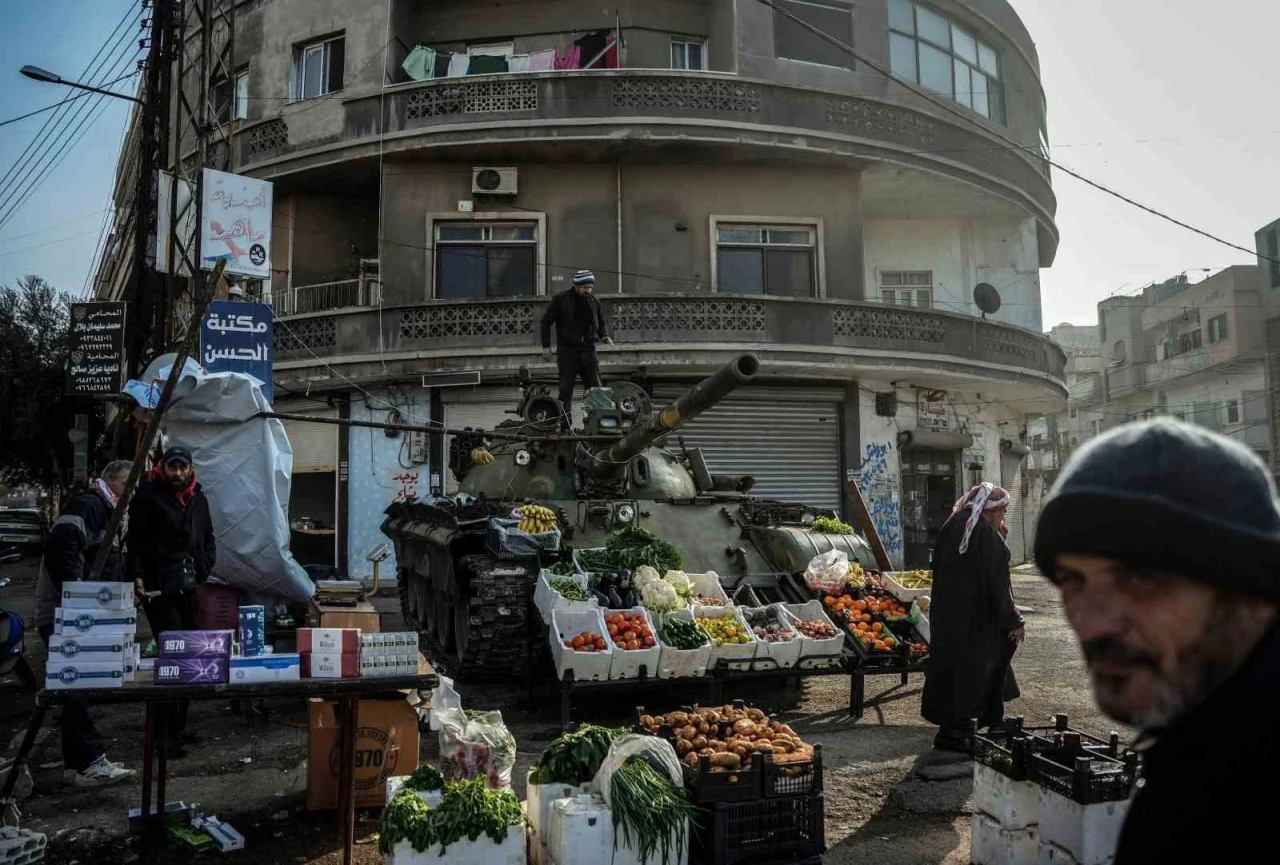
<box><xmin>297</xmin><ymin>628</ymin><xmax>360</xmax><ymax>654</ymax></box>
<box><xmin>306</xmin><ymin>697</ymin><xmax>420</xmax><ymax>810</ymax></box>
<box><xmin>238</xmin><ymin>605</ymin><xmax>266</xmax><ymax>657</ymax></box>
<box><xmin>46</xmin><ymin>657</ymin><xmax>137</xmax><ymax>689</ymax></box>
<box><xmin>155</xmin><ymin>657</ymin><xmax>230</xmax><ymax>685</ymax></box>
<box><xmin>229</xmin><ymin>653</ymin><xmax>300</xmax><ymax>684</ymax></box>
<box><xmin>158</xmin><ymin>630</ymin><xmax>233</xmax><ymax>659</ymax></box>
<box><xmin>47</xmin><ymin>633</ymin><xmax>133</xmax><ymax>663</ymax></box>
<box><xmin>308</xmin><ymin>599</ymin><xmax>380</xmax><ymax>634</ymax></box>
<box><xmin>302</xmin><ymin>652</ymin><xmax>360</xmax><ymax>678</ymax></box>
<box><xmin>55</xmin><ymin>608</ymin><xmax>138</xmax><ymax>637</ymax></box>
<box><xmin>59</xmin><ymin>581</ymin><xmax>135</xmax><ymax>611</ymax></box>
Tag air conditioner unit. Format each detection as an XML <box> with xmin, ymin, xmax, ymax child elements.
<box><xmin>472</xmin><ymin>167</ymin><xmax>517</xmax><ymax>196</ymax></box>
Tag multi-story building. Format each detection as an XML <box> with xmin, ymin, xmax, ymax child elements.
<box><xmin>94</xmin><ymin>0</ymin><xmax>1065</xmax><ymax>577</ymax></box>
<box><xmin>1030</xmin><ymin>323</ymin><xmax>1100</xmax><ymax>472</ymax></box>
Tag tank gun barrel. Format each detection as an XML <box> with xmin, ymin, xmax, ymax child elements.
<box><xmin>601</xmin><ymin>354</ymin><xmax>759</xmax><ymax>468</ymax></box>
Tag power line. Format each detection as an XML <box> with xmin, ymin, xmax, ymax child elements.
<box><xmin>0</xmin><ymin>70</ymin><xmax>138</xmax><ymax>129</ymax></box>
<box><xmin>0</xmin><ymin>207</ymin><xmax>108</xmax><ymax>243</ymax></box>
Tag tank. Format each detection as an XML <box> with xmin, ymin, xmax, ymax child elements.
<box><xmin>382</xmin><ymin>354</ymin><xmax>876</xmax><ymax>680</ymax></box>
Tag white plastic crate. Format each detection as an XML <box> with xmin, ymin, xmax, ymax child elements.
<box><xmin>692</xmin><ymin>605</ymin><xmax>758</xmax><ymax>672</ymax></box>
<box><xmin>740</xmin><ymin>604</ymin><xmax>802</xmax><ymax>670</ymax></box>
<box><xmin>549</xmin><ymin>608</ymin><xmax>612</xmax><ymax>682</ymax></box>
<box><xmin>604</xmin><ymin>608</ymin><xmax>661</xmax><ymax>680</ymax></box>
<box><xmin>384</xmin><ymin>775</ymin><xmax>444</xmax><ymax>809</ymax></box>
<box><xmin>781</xmin><ymin>600</ymin><xmax>845</xmax><ymax>669</ymax></box>
<box><xmin>386</xmin><ymin>822</ymin><xmax>525</xmax><ymax>865</ymax></box>
<box><xmin>534</xmin><ymin>570</ymin><xmax>599</xmax><ymax>625</ymax></box>
<box><xmin>655</xmin><ymin>609</ymin><xmax>712</xmax><ymax>679</ymax></box>
<box><xmin>883</xmin><ymin>571</ymin><xmax>932</xmax><ymax>603</ymax></box>
<box><xmin>1037</xmin><ymin>786</ymin><xmax>1129</xmax><ymax>865</ymax></box>
<box><xmin>685</xmin><ymin>571</ymin><xmax>729</xmax><ymax>607</ymax></box>
<box><xmin>974</xmin><ymin>763</ymin><xmax>1042</xmax><ymax>831</ymax></box>
<box><xmin>547</xmin><ymin>794</ymin><xmax>687</xmax><ymax>865</ymax></box>
<box><xmin>527</xmin><ymin>775</ymin><xmax>591</xmax><ymax>865</ymax></box>
<box><xmin>971</xmin><ymin>813</ymin><xmax>1040</xmax><ymax>865</ymax></box>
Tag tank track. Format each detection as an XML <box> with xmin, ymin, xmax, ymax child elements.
<box><xmin>451</xmin><ymin>554</ymin><xmax>539</xmax><ymax>681</ymax></box>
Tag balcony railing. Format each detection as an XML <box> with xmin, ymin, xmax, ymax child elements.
<box><xmin>271</xmin><ymin>277</ymin><xmax>382</xmax><ymax>318</ymax></box>
<box><xmin>271</xmin><ymin>294</ymin><xmax>1067</xmax><ymax>383</ymax></box>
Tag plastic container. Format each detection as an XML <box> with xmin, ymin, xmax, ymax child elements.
<box><xmin>656</xmin><ymin>610</ymin><xmax>712</xmax><ymax>679</ymax></box>
<box><xmin>527</xmin><ymin>774</ymin><xmax>590</xmax><ymax>865</ymax></box>
<box><xmin>549</xmin><ymin>609</ymin><xmax>612</xmax><ymax>682</ymax></box>
<box><xmin>546</xmin><ymin>794</ymin><xmax>688</xmax><ymax>865</ymax></box>
<box><xmin>691</xmin><ymin>791</ymin><xmax>825</xmax><ymax>865</ymax></box>
<box><xmin>386</xmin><ymin>822</ymin><xmax>525</xmax><ymax>865</ymax></box>
<box><xmin>970</xmin><ymin>813</ymin><xmax>1040</xmax><ymax>865</ymax></box>
<box><xmin>781</xmin><ymin>600</ymin><xmax>845</xmax><ymax>670</ymax></box>
<box><xmin>762</xmin><ymin>745</ymin><xmax>823</xmax><ymax>799</ymax></box>
<box><xmin>534</xmin><ymin>570</ymin><xmax>599</xmax><ymax>625</ymax></box>
<box><xmin>682</xmin><ymin>751</ymin><xmax>765</xmax><ymax>804</ymax></box>
<box><xmin>605</xmin><ymin>607</ymin><xmax>661</xmax><ymax>680</ymax></box>
<box><xmin>882</xmin><ymin>571</ymin><xmax>932</xmax><ymax>603</ymax></box>
<box><xmin>740</xmin><ymin>604</ymin><xmax>802</xmax><ymax>671</ymax></box>
<box><xmin>571</xmin><ymin>547</ymin><xmax>607</xmax><ymax>575</ymax></box>
<box><xmin>686</xmin><ymin>572</ymin><xmax>730</xmax><ymax>607</ymax></box>
<box><xmin>1037</xmin><ymin>785</ymin><xmax>1129</xmax><ymax>865</ymax></box>
<box><xmin>974</xmin><ymin>763</ymin><xmax>1042</xmax><ymax>832</ymax></box>
<box><xmin>693</xmin><ymin>605</ymin><xmax>758</xmax><ymax>672</ymax></box>
<box><xmin>384</xmin><ymin>776</ymin><xmax>444</xmax><ymax>809</ymax></box>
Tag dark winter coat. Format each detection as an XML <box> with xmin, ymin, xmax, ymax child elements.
<box><xmin>540</xmin><ymin>288</ymin><xmax>609</xmax><ymax>348</ymax></box>
<box><xmin>126</xmin><ymin>478</ymin><xmax>216</xmax><ymax>594</ymax></box>
<box><xmin>34</xmin><ymin>489</ymin><xmax>124</xmax><ymax>629</ymax></box>
<box><xmin>1115</xmin><ymin>621</ymin><xmax>1280</xmax><ymax>862</ymax></box>
<box><xmin>921</xmin><ymin>515</ymin><xmax>1023</xmax><ymax>728</ymax></box>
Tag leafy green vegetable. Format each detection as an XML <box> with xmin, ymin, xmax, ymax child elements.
<box><xmin>576</xmin><ymin>527</ymin><xmax>684</xmax><ymax>575</ymax></box>
<box><xmin>528</xmin><ymin>724</ymin><xmax>622</xmax><ymax>786</ymax></box>
<box><xmin>549</xmin><ymin>561</ymin><xmax>576</xmax><ymax>577</ymax></box>
<box><xmin>378</xmin><ymin>778</ymin><xmax>524</xmax><ymax>856</ymax></box>
<box><xmin>549</xmin><ymin>577</ymin><xmax>590</xmax><ymax>602</ymax></box>
<box><xmin>811</xmin><ymin>516</ymin><xmax>854</xmax><ymax>535</ymax></box>
<box><xmin>378</xmin><ymin>789</ymin><xmax>430</xmax><ymax>854</ymax></box>
<box><xmin>610</xmin><ymin>757</ymin><xmax>696</xmax><ymax>865</ymax></box>
<box><xmin>404</xmin><ymin>763</ymin><xmax>444</xmax><ymax>792</ymax></box>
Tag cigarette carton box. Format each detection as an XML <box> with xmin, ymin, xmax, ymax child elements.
<box><xmin>47</xmin><ymin>633</ymin><xmax>133</xmax><ymax>663</ymax></box>
<box><xmin>238</xmin><ymin>605</ymin><xmax>266</xmax><ymax>657</ymax></box>
<box><xmin>155</xmin><ymin>657</ymin><xmax>230</xmax><ymax>685</ymax></box>
<box><xmin>45</xmin><ymin>657</ymin><xmax>137</xmax><ymax>689</ymax></box>
<box><xmin>297</xmin><ymin>628</ymin><xmax>360</xmax><ymax>654</ymax></box>
<box><xmin>229</xmin><ymin>653</ymin><xmax>301</xmax><ymax>684</ymax></box>
<box><xmin>157</xmin><ymin>630</ymin><xmax>233</xmax><ymax>659</ymax></box>
<box><xmin>60</xmin><ymin>581</ymin><xmax>135</xmax><ymax>611</ymax></box>
<box><xmin>302</xmin><ymin>652</ymin><xmax>359</xmax><ymax>678</ymax></box>
<box><xmin>55</xmin><ymin>608</ymin><xmax>138</xmax><ymax>637</ymax></box>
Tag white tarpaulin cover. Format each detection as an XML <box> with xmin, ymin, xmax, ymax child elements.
<box><xmin>136</xmin><ymin>355</ymin><xmax>313</xmax><ymax>602</ymax></box>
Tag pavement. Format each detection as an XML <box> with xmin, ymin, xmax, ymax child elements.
<box><xmin>0</xmin><ymin>553</ymin><xmax>1120</xmax><ymax>865</ymax></box>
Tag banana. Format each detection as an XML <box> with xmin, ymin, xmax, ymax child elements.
<box><xmin>471</xmin><ymin>447</ymin><xmax>495</xmax><ymax>465</ymax></box>
<box><xmin>518</xmin><ymin>504</ymin><xmax>557</xmax><ymax>535</ymax></box>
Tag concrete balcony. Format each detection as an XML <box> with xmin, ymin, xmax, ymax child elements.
<box><xmin>270</xmin><ymin>294</ymin><xmax>1067</xmax><ymax>412</ymax></box>
<box><xmin>271</xmin><ymin>277</ymin><xmax>382</xmax><ymax>318</ymax></box>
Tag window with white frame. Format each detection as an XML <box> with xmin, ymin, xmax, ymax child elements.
<box><xmin>234</xmin><ymin>69</ymin><xmax>249</xmax><ymax>120</ymax></box>
<box><xmin>1089</xmin><ymin>419</ymin><xmax>1101</xmax><ymax>437</ymax></box>
<box><xmin>773</xmin><ymin>0</ymin><xmax>854</xmax><ymax>70</ymax></box>
<box><xmin>435</xmin><ymin>222</ymin><xmax>538</xmax><ymax>298</ymax></box>
<box><xmin>1207</xmin><ymin>313</ymin><xmax>1229</xmax><ymax>343</ymax></box>
<box><xmin>888</xmin><ymin>0</ymin><xmax>1005</xmax><ymax>122</ymax></box>
<box><xmin>715</xmin><ymin>225</ymin><xmax>816</xmax><ymax>297</ymax></box>
<box><xmin>1227</xmin><ymin>398</ymin><xmax>1241</xmax><ymax>424</ymax></box>
<box><xmin>292</xmin><ymin>35</ymin><xmax>344</xmax><ymax>102</ymax></box>
<box><xmin>879</xmin><ymin>270</ymin><xmax>933</xmax><ymax>307</ymax></box>
<box><xmin>670</xmin><ymin>37</ymin><xmax>707</xmax><ymax>70</ymax></box>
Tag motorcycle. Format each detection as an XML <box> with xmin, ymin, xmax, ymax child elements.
<box><xmin>0</xmin><ymin>546</ymin><xmax>37</xmax><ymax>691</ymax></box>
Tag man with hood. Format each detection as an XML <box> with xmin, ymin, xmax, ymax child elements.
<box><xmin>921</xmin><ymin>482</ymin><xmax>1025</xmax><ymax>752</ymax></box>
<box><xmin>128</xmin><ymin>445</ymin><xmax>216</xmax><ymax>757</ymax></box>
<box><xmin>1034</xmin><ymin>419</ymin><xmax>1278</xmax><ymax>863</ymax></box>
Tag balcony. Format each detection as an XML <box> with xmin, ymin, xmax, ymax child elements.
<box><xmin>271</xmin><ymin>277</ymin><xmax>382</xmax><ymax>318</ymax></box>
<box><xmin>269</xmin><ymin>295</ymin><xmax>1067</xmax><ymax>410</ymax></box>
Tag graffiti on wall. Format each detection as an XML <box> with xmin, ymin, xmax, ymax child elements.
<box><xmin>853</xmin><ymin>440</ymin><xmax>903</xmax><ymax>566</ymax></box>
<box><xmin>391</xmin><ymin>471</ymin><xmax>420</xmax><ymax>504</ymax></box>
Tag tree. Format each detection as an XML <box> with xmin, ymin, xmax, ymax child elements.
<box><xmin>0</xmin><ymin>275</ymin><xmax>74</xmax><ymax>487</ymax></box>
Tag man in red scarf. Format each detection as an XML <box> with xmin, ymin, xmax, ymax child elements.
<box><xmin>127</xmin><ymin>446</ymin><xmax>216</xmax><ymax>757</ymax></box>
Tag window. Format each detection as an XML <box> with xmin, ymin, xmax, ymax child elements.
<box><xmin>1227</xmin><ymin>399</ymin><xmax>1241</xmax><ymax>425</ymax></box>
<box><xmin>1208</xmin><ymin>314</ymin><xmax>1229</xmax><ymax>343</ymax></box>
<box><xmin>234</xmin><ymin>69</ymin><xmax>249</xmax><ymax>120</ymax></box>
<box><xmin>1176</xmin><ymin>329</ymin><xmax>1202</xmax><ymax>354</ymax></box>
<box><xmin>774</xmin><ymin>0</ymin><xmax>854</xmax><ymax>70</ymax></box>
<box><xmin>1089</xmin><ymin>420</ymin><xmax>1101</xmax><ymax>437</ymax></box>
<box><xmin>716</xmin><ymin>225</ymin><xmax>816</xmax><ymax>297</ymax></box>
<box><xmin>1266</xmin><ymin>227</ymin><xmax>1280</xmax><ymax>289</ymax></box>
<box><xmin>435</xmin><ymin>223</ymin><xmax>538</xmax><ymax>298</ymax></box>
<box><xmin>888</xmin><ymin>0</ymin><xmax>1005</xmax><ymax>122</ymax></box>
<box><xmin>670</xmin><ymin>37</ymin><xmax>707</xmax><ymax>70</ymax></box>
<box><xmin>879</xmin><ymin>270</ymin><xmax>933</xmax><ymax>307</ymax></box>
<box><xmin>292</xmin><ymin>35</ymin><xmax>344</xmax><ymax>101</ymax></box>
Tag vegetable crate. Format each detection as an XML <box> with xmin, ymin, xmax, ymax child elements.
<box><xmin>686</xmin><ymin>571</ymin><xmax>730</xmax><ymax>607</ymax></box>
<box><xmin>882</xmin><ymin>571</ymin><xmax>931</xmax><ymax>603</ymax></box>
<box><xmin>781</xmin><ymin>601</ymin><xmax>844</xmax><ymax>670</ymax></box>
<box><xmin>693</xmin><ymin>605</ymin><xmax>758</xmax><ymax>672</ymax></box>
<box><xmin>691</xmin><ymin>791</ymin><xmax>825</xmax><ymax>865</ymax></box>
<box><xmin>606</xmin><ymin>608</ymin><xmax>661</xmax><ymax>680</ymax></box>
<box><xmin>1027</xmin><ymin>749</ymin><xmax>1139</xmax><ymax>806</ymax></box>
<box><xmin>762</xmin><ymin>744</ymin><xmax>823</xmax><ymax>799</ymax></box>
<box><xmin>549</xmin><ymin>608</ymin><xmax>613</xmax><ymax>682</ymax></box>
<box><xmin>535</xmin><ymin>570</ymin><xmax>598</xmax><ymax>625</ymax></box>
<box><xmin>656</xmin><ymin>610</ymin><xmax>713</xmax><ymax>679</ymax></box>
<box><xmin>740</xmin><ymin>604</ymin><xmax>802</xmax><ymax>671</ymax></box>
<box><xmin>972</xmin><ymin>716</ymin><xmax>1129</xmax><ymax>786</ymax></box>
<box><xmin>681</xmin><ymin>751</ymin><xmax>766</xmax><ymax>804</ymax></box>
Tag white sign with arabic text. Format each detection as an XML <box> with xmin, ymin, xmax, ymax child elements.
<box><xmin>201</xmin><ymin>168</ymin><xmax>273</xmax><ymax>278</ymax></box>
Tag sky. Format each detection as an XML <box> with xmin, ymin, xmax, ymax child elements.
<box><xmin>0</xmin><ymin>0</ymin><xmax>1277</xmax><ymax>327</ymax></box>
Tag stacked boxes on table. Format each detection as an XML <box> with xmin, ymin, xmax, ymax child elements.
<box><xmin>155</xmin><ymin>630</ymin><xmax>233</xmax><ymax>685</ymax></box>
<box><xmin>228</xmin><ymin>604</ymin><xmax>301</xmax><ymax>683</ymax></box>
<box><xmin>298</xmin><ymin>628</ymin><xmax>361</xmax><ymax>678</ymax></box>
<box><xmin>47</xmin><ymin>582</ymin><xmax>140</xmax><ymax>690</ymax></box>
<box><xmin>359</xmin><ymin>632</ymin><xmax>420</xmax><ymax>677</ymax></box>
<box><xmin>971</xmin><ymin>715</ymin><xmax>1138</xmax><ymax>865</ymax></box>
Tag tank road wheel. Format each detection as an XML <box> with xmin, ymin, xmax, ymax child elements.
<box><xmin>448</xmin><ymin>555</ymin><xmax>538</xmax><ymax>681</ymax></box>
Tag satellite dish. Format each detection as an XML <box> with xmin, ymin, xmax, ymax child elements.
<box><xmin>973</xmin><ymin>283</ymin><xmax>1002</xmax><ymax>318</ymax></box>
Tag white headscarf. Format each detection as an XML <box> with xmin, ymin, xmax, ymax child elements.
<box><xmin>91</xmin><ymin>477</ymin><xmax>128</xmax><ymax>542</ymax></box>
<box><xmin>950</xmin><ymin>482</ymin><xmax>1010</xmax><ymax>554</ymax></box>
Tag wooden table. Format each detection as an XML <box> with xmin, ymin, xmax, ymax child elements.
<box><xmin>0</xmin><ymin>667</ymin><xmax>438</xmax><ymax>864</ymax></box>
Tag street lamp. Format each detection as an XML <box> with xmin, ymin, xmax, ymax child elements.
<box><xmin>20</xmin><ymin>64</ymin><xmax>143</xmax><ymax>105</ymax></box>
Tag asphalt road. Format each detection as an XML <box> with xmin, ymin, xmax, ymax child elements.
<box><xmin>0</xmin><ymin>555</ymin><xmax>1118</xmax><ymax>865</ymax></box>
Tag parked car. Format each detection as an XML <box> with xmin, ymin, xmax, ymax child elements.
<box><xmin>0</xmin><ymin>508</ymin><xmax>46</xmax><ymax>552</ymax></box>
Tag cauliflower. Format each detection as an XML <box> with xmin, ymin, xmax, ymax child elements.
<box><xmin>664</xmin><ymin>571</ymin><xmax>694</xmax><ymax>604</ymax></box>
<box><xmin>633</xmin><ymin>565</ymin><xmax>662</xmax><ymax>589</ymax></box>
<box><xmin>640</xmin><ymin>578</ymin><xmax>681</xmax><ymax>612</ymax></box>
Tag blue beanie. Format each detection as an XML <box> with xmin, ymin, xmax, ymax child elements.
<box><xmin>572</xmin><ymin>270</ymin><xmax>596</xmax><ymax>286</ymax></box>
<box><xmin>1034</xmin><ymin>419</ymin><xmax>1280</xmax><ymax>601</ymax></box>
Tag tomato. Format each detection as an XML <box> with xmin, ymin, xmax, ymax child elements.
<box><xmin>643</xmin><ymin>635</ymin><xmax>655</xmax><ymax>647</ymax></box>
<box><xmin>594</xmin><ymin>637</ymin><xmax>607</xmax><ymax>651</ymax></box>
<box><xmin>571</xmin><ymin>635</ymin><xmax>584</xmax><ymax>649</ymax></box>
<box><xmin>608</xmin><ymin>624</ymin><xmax>618</xmax><ymax>636</ymax></box>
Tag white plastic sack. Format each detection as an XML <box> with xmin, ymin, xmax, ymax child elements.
<box><xmin>426</xmin><ymin>676</ymin><xmax>463</xmax><ymax>731</ymax></box>
<box><xmin>590</xmin><ymin>734</ymin><xmax>682</xmax><ymax>808</ymax></box>
<box><xmin>436</xmin><ymin>707</ymin><xmax>518</xmax><ymax>791</ymax></box>
<box><xmin>804</xmin><ymin>549</ymin><xmax>851</xmax><ymax>595</ymax></box>
<box><xmin>141</xmin><ymin>355</ymin><xmax>313</xmax><ymax>603</ymax></box>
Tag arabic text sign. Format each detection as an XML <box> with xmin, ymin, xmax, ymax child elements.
<box><xmin>200</xmin><ymin>301</ymin><xmax>274</xmax><ymax>403</ymax></box>
<box><xmin>201</xmin><ymin>168</ymin><xmax>272</xmax><ymax>279</ymax></box>
<box><xmin>68</xmin><ymin>302</ymin><xmax>126</xmax><ymax>396</ymax></box>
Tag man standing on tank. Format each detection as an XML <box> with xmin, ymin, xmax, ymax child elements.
<box><xmin>540</xmin><ymin>269</ymin><xmax>613</xmax><ymax>427</ymax></box>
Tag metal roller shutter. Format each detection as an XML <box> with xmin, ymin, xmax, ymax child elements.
<box><xmin>277</xmin><ymin>402</ymin><xmax>338</xmax><ymax>473</ymax></box>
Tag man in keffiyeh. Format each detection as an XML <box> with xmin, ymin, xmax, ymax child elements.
<box><xmin>921</xmin><ymin>482</ymin><xmax>1026</xmax><ymax>752</ymax></box>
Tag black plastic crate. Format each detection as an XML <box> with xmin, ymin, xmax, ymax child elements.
<box><xmin>1028</xmin><ymin>749</ymin><xmax>1139</xmax><ymax>805</ymax></box>
<box><xmin>762</xmin><ymin>744</ymin><xmax>823</xmax><ymax>798</ymax></box>
<box><xmin>683</xmin><ymin>751</ymin><xmax>766</xmax><ymax>804</ymax></box>
<box><xmin>692</xmin><ymin>792</ymin><xmax>826</xmax><ymax>865</ymax></box>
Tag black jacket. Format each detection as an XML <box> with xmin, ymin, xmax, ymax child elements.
<box><xmin>541</xmin><ymin>288</ymin><xmax>609</xmax><ymax>348</ymax></box>
<box><xmin>126</xmin><ymin>478</ymin><xmax>216</xmax><ymax>593</ymax></box>
<box><xmin>1114</xmin><ymin>622</ymin><xmax>1280</xmax><ymax>864</ymax></box>
<box><xmin>35</xmin><ymin>488</ymin><xmax>124</xmax><ymax>628</ymax></box>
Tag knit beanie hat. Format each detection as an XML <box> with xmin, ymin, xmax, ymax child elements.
<box><xmin>1034</xmin><ymin>419</ymin><xmax>1280</xmax><ymax>602</ymax></box>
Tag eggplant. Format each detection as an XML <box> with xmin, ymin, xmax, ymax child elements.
<box><xmin>608</xmin><ymin>587</ymin><xmax>625</xmax><ymax>609</ymax></box>
<box><xmin>592</xmin><ymin>590</ymin><xmax>611</xmax><ymax>607</ymax></box>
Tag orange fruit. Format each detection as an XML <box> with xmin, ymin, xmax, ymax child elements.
<box><xmin>871</xmin><ymin>622</ymin><xmax>883</xmax><ymax>633</ymax></box>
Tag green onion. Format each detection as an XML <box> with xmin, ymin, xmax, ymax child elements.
<box><xmin>610</xmin><ymin>757</ymin><xmax>696</xmax><ymax>865</ymax></box>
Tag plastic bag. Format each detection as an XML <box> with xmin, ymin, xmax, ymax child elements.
<box><xmin>804</xmin><ymin>549</ymin><xmax>851</xmax><ymax>594</ymax></box>
<box><xmin>436</xmin><ymin>707</ymin><xmax>518</xmax><ymax>791</ymax></box>
<box><xmin>424</xmin><ymin>676</ymin><xmax>463</xmax><ymax>731</ymax></box>
<box><xmin>487</xmin><ymin>517</ymin><xmax>562</xmax><ymax>558</ymax></box>
<box><xmin>590</xmin><ymin>734</ymin><xmax>682</xmax><ymax>807</ymax></box>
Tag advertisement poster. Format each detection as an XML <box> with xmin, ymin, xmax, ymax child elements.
<box><xmin>68</xmin><ymin>302</ymin><xmax>126</xmax><ymax>395</ymax></box>
<box><xmin>200</xmin><ymin>300</ymin><xmax>274</xmax><ymax>403</ymax></box>
<box><xmin>201</xmin><ymin>168</ymin><xmax>273</xmax><ymax>279</ymax></box>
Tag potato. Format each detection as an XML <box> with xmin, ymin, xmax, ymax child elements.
<box><xmin>773</xmin><ymin>740</ymin><xmax>796</xmax><ymax>754</ymax></box>
<box><xmin>698</xmin><ymin>747</ymin><xmax>716</xmax><ymax>757</ymax></box>
<box><xmin>676</xmin><ymin>739</ymin><xmax>693</xmax><ymax>756</ymax></box>
<box><xmin>639</xmin><ymin>714</ymin><xmax>656</xmax><ymax>729</ymax></box>
<box><xmin>683</xmin><ymin>752</ymin><xmax>699</xmax><ymax>767</ymax></box>
<box><xmin>753</xmin><ymin>741</ymin><xmax>775</xmax><ymax>753</ymax></box>
<box><xmin>745</xmin><ymin>708</ymin><xmax>766</xmax><ymax>722</ymax></box>
<box><xmin>692</xmin><ymin>735</ymin><xmax>709</xmax><ymax>750</ymax></box>
<box><xmin>755</xmin><ymin>728</ymin><xmax>773</xmax><ymax>741</ymax></box>
<box><xmin>777</xmin><ymin>724</ymin><xmax>797</xmax><ymax>738</ymax></box>
<box><xmin>710</xmin><ymin>752</ymin><xmax>741</xmax><ymax>770</ymax></box>
<box><xmin>667</xmin><ymin>712</ymin><xmax>689</xmax><ymax>728</ymax></box>
<box><xmin>733</xmin><ymin>719</ymin><xmax>757</xmax><ymax>736</ymax></box>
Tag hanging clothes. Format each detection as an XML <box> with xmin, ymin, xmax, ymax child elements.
<box><xmin>575</xmin><ymin>31</ymin><xmax>609</xmax><ymax>68</ymax></box>
<box><xmin>528</xmin><ymin>49</ymin><xmax>557</xmax><ymax>72</ymax></box>
<box><xmin>433</xmin><ymin>52</ymin><xmax>452</xmax><ymax>78</ymax></box>
<box><xmin>467</xmin><ymin>54</ymin><xmax>509</xmax><ymax>75</ymax></box>
<box><xmin>507</xmin><ymin>54</ymin><xmax>532</xmax><ymax>73</ymax></box>
<box><xmin>401</xmin><ymin>45</ymin><xmax>436</xmax><ymax>82</ymax></box>
<box><xmin>555</xmin><ymin>45</ymin><xmax>582</xmax><ymax>70</ymax></box>
<box><xmin>447</xmin><ymin>53</ymin><xmax>471</xmax><ymax>77</ymax></box>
